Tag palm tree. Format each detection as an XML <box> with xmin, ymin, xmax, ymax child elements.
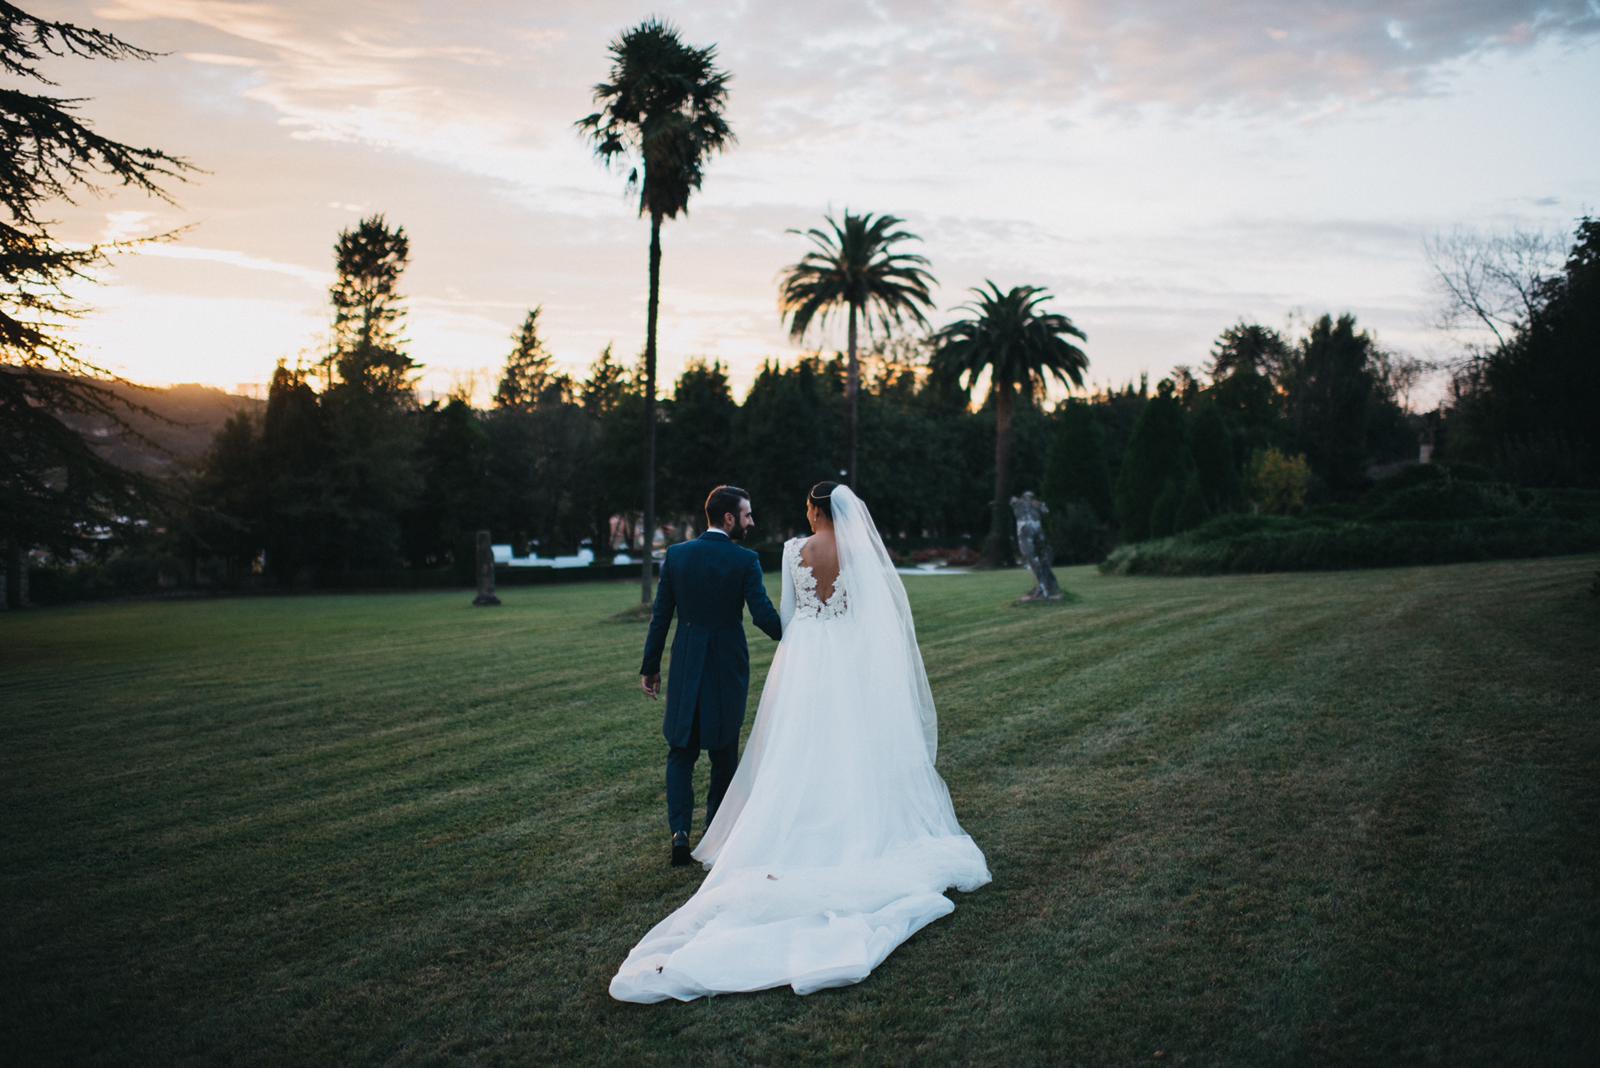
<box><xmin>577</xmin><ymin>18</ymin><xmax>733</xmax><ymax>603</ymax></box>
<box><xmin>778</xmin><ymin>211</ymin><xmax>936</xmax><ymax>486</ymax></box>
<box><xmin>933</xmin><ymin>283</ymin><xmax>1089</xmax><ymax>565</ymax></box>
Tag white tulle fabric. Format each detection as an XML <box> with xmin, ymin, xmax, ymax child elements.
<box><xmin>610</xmin><ymin>485</ymin><xmax>990</xmax><ymax>1003</ymax></box>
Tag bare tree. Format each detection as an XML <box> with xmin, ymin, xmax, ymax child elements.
<box><xmin>1424</xmin><ymin>228</ymin><xmax>1564</xmax><ymax>351</ymax></box>
<box><xmin>1371</xmin><ymin>349</ymin><xmax>1430</xmax><ymax>413</ymax></box>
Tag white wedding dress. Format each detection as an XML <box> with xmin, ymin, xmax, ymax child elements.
<box><xmin>610</xmin><ymin>486</ymin><xmax>990</xmax><ymax>1003</ymax></box>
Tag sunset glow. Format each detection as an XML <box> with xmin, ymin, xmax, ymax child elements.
<box><xmin>38</xmin><ymin>0</ymin><xmax>1600</xmax><ymax>402</ymax></box>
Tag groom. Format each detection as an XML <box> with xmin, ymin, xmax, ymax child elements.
<box><xmin>640</xmin><ymin>485</ymin><xmax>783</xmax><ymax>866</ymax></box>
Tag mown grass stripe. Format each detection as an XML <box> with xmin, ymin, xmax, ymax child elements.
<box><xmin>3</xmin><ymin>556</ymin><xmax>1597</xmax><ymax>1064</ymax></box>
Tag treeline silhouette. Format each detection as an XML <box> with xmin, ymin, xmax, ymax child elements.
<box><xmin>22</xmin><ymin>208</ymin><xmax>1600</xmax><ymax>602</ymax></box>
<box><xmin>135</xmin><ymin>213</ymin><xmax>1598</xmax><ymax>594</ymax></box>
<box><xmin>6</xmin><ymin>3</ymin><xmax>1596</xmax><ymax>605</ymax></box>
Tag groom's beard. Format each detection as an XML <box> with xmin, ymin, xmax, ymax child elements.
<box><xmin>727</xmin><ymin>523</ymin><xmax>748</xmax><ymax>542</ymax></box>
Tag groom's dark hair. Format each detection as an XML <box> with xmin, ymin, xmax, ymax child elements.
<box><xmin>704</xmin><ymin>485</ymin><xmax>750</xmax><ymax>529</ymax></box>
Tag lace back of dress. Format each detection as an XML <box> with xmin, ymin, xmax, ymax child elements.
<box><xmin>788</xmin><ymin>537</ymin><xmax>849</xmax><ymax>621</ymax></box>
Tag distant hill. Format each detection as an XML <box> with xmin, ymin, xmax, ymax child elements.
<box><xmin>58</xmin><ymin>379</ymin><xmax>265</xmax><ymax>476</ymax></box>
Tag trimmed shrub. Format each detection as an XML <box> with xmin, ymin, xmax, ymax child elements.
<box><xmin>1149</xmin><ymin>479</ymin><xmax>1181</xmax><ymax>539</ymax></box>
<box><xmin>1049</xmin><ymin>500</ymin><xmax>1115</xmax><ymax>565</ymax></box>
<box><xmin>1362</xmin><ymin>480</ymin><xmax>1522</xmax><ymax>522</ymax></box>
<box><xmin>1100</xmin><ymin>515</ymin><xmax>1600</xmax><ymax>576</ymax></box>
<box><xmin>1445</xmin><ymin>462</ymin><xmax>1494</xmax><ymax>483</ymax></box>
<box><xmin>1369</xmin><ymin>463</ymin><xmax>1446</xmax><ymax>495</ymax></box>
<box><xmin>1536</xmin><ymin>489</ymin><xmax>1600</xmax><ymax>521</ymax></box>
<box><xmin>1175</xmin><ymin>474</ymin><xmax>1209</xmax><ymax>533</ymax></box>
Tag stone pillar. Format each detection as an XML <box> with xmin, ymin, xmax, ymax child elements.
<box><xmin>472</xmin><ymin>530</ymin><xmax>501</xmax><ymax>607</ymax></box>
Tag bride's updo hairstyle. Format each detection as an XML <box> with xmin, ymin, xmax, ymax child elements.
<box><xmin>808</xmin><ymin>481</ymin><xmax>839</xmax><ymax>520</ymax></box>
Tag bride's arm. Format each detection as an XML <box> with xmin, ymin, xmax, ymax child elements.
<box><xmin>778</xmin><ymin>540</ymin><xmax>795</xmax><ymax>631</ymax></box>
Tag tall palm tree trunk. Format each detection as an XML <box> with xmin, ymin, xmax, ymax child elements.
<box><xmin>846</xmin><ymin>301</ymin><xmax>859</xmax><ymax>485</ymax></box>
<box><xmin>641</xmin><ymin>211</ymin><xmax>662</xmax><ymax>604</ymax></box>
<box><xmin>986</xmin><ymin>380</ymin><xmax>1014</xmax><ymax>566</ymax></box>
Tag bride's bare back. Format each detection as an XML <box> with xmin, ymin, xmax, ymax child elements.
<box><xmin>799</xmin><ymin>532</ymin><xmax>841</xmax><ymax>604</ymax></box>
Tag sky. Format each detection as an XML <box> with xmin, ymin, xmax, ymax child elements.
<box><xmin>30</xmin><ymin>0</ymin><xmax>1600</xmax><ymax>406</ymax></box>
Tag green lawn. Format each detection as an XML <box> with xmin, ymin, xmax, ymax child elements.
<box><xmin>3</xmin><ymin>557</ymin><xmax>1598</xmax><ymax>1065</ymax></box>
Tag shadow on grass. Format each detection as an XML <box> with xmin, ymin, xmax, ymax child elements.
<box><xmin>605</xmin><ymin>602</ymin><xmax>654</xmax><ymax>624</ymax></box>
<box><xmin>1010</xmin><ymin>589</ymin><xmax>1084</xmax><ymax>607</ymax></box>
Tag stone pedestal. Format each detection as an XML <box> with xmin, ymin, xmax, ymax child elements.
<box><xmin>472</xmin><ymin>530</ymin><xmax>501</xmax><ymax>607</ymax></box>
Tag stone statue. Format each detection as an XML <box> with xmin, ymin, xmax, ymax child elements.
<box><xmin>472</xmin><ymin>529</ymin><xmax>501</xmax><ymax>606</ymax></box>
<box><xmin>1010</xmin><ymin>491</ymin><xmax>1062</xmax><ymax>602</ymax></box>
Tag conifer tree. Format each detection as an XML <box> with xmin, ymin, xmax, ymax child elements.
<box><xmin>328</xmin><ymin>214</ymin><xmax>414</xmax><ymax>396</ymax></box>
<box><xmin>495</xmin><ymin>308</ymin><xmax>559</xmax><ymax>410</ymax></box>
<box><xmin>1042</xmin><ymin>400</ymin><xmax>1114</xmax><ymax>522</ymax></box>
<box><xmin>1114</xmin><ymin>380</ymin><xmax>1188</xmax><ymax>542</ymax></box>
<box><xmin>1</xmin><ymin>3</ymin><xmax>196</xmax><ymax>606</ymax></box>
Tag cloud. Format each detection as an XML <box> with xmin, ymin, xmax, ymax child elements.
<box><xmin>130</xmin><ymin>243</ymin><xmax>332</xmax><ymax>287</ymax></box>
<box><xmin>714</xmin><ymin>0</ymin><xmax>1600</xmax><ymax>125</ymax></box>
<box><xmin>95</xmin><ymin>0</ymin><xmax>558</xmax><ymax>191</ymax></box>
<box><xmin>86</xmin><ymin>0</ymin><xmax>1600</xmax><ymax>226</ymax></box>
<box><xmin>92</xmin><ymin>210</ymin><xmax>331</xmax><ymax>284</ymax></box>
<box><xmin>1074</xmin><ymin>1</ymin><xmax>1598</xmax><ymax>112</ymax></box>
<box><xmin>101</xmin><ymin>210</ymin><xmax>158</xmax><ymax>242</ymax></box>
<box><xmin>181</xmin><ymin>51</ymin><xmax>261</xmax><ymax>66</ymax></box>
<box><xmin>60</xmin><ymin>0</ymin><xmax>1595</xmax><ymax>411</ymax></box>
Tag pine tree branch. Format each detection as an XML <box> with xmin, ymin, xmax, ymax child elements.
<box><xmin>1</xmin><ymin>1</ymin><xmax>161</xmax><ymax>84</ymax></box>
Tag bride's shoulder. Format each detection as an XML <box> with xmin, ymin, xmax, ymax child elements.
<box><xmin>782</xmin><ymin>536</ymin><xmax>809</xmax><ymax>567</ymax></box>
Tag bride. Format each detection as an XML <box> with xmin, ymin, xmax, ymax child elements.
<box><xmin>610</xmin><ymin>481</ymin><xmax>990</xmax><ymax>1002</ymax></box>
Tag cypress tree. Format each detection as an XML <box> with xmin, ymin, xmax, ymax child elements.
<box><xmin>1175</xmin><ymin>472</ymin><xmax>1209</xmax><ymax>533</ymax></box>
<box><xmin>1149</xmin><ymin>478</ymin><xmax>1181</xmax><ymax>539</ymax></box>
<box><xmin>1043</xmin><ymin>399</ymin><xmax>1114</xmax><ymax>521</ymax></box>
<box><xmin>1189</xmin><ymin>402</ymin><xmax>1241</xmax><ymax>511</ymax></box>
<box><xmin>1115</xmin><ymin>380</ymin><xmax>1188</xmax><ymax>541</ymax></box>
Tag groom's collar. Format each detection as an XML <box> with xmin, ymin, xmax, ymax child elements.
<box><xmin>701</xmin><ymin>528</ymin><xmax>730</xmax><ymax>539</ymax></box>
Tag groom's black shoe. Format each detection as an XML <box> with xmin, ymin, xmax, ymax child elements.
<box><xmin>671</xmin><ymin>832</ymin><xmax>692</xmax><ymax>867</ymax></box>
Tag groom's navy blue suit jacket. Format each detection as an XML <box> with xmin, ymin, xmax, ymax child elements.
<box><xmin>640</xmin><ymin>530</ymin><xmax>783</xmax><ymax>750</ymax></box>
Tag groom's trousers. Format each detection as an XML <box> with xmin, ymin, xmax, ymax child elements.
<box><xmin>666</xmin><ymin>702</ymin><xmax>739</xmax><ymax>838</ymax></box>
